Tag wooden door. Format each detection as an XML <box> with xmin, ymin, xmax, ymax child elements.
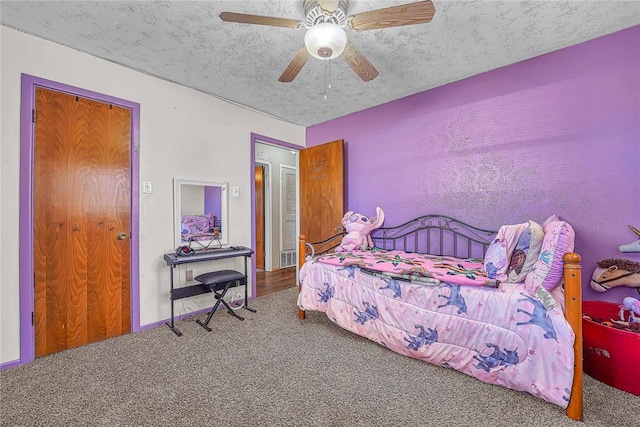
<box><xmin>255</xmin><ymin>165</ymin><xmax>265</xmax><ymax>270</ymax></box>
<box><xmin>33</xmin><ymin>87</ymin><xmax>131</xmax><ymax>357</ymax></box>
<box><xmin>299</xmin><ymin>139</ymin><xmax>345</xmax><ymax>244</ymax></box>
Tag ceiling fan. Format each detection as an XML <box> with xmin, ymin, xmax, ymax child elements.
<box><xmin>219</xmin><ymin>0</ymin><xmax>436</xmax><ymax>83</ymax></box>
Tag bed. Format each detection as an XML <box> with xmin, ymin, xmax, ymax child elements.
<box><xmin>297</xmin><ymin>214</ymin><xmax>583</xmax><ymax>421</ymax></box>
<box><xmin>180</xmin><ymin>213</ymin><xmax>220</xmax><ymax>243</ymax></box>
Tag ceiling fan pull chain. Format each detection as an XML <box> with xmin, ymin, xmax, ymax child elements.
<box><xmin>323</xmin><ymin>60</ymin><xmax>331</xmax><ymax>100</ymax></box>
<box><xmin>323</xmin><ymin>61</ymin><xmax>327</xmax><ymax>100</ymax></box>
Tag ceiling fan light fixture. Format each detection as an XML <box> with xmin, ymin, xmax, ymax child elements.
<box><xmin>304</xmin><ymin>22</ymin><xmax>347</xmax><ymax>60</ymax></box>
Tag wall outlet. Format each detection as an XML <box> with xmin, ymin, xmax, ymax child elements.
<box><xmin>186</xmin><ymin>270</ymin><xmax>193</xmax><ymax>282</ymax></box>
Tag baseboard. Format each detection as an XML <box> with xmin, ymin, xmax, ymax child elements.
<box><xmin>138</xmin><ymin>296</ymin><xmax>254</xmax><ymax>331</ymax></box>
<box><xmin>1</xmin><ymin>296</ymin><xmax>256</xmax><ymax>370</ymax></box>
<box><xmin>0</xmin><ymin>359</ymin><xmax>22</xmax><ymax>371</ymax></box>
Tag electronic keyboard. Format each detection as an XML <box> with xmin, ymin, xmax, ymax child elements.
<box><xmin>164</xmin><ymin>246</ymin><xmax>253</xmax><ymax>266</ymax></box>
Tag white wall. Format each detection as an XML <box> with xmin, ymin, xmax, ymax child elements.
<box><xmin>180</xmin><ymin>185</ymin><xmax>205</xmax><ymax>215</ymax></box>
<box><xmin>0</xmin><ymin>27</ymin><xmax>305</xmax><ymax>365</ymax></box>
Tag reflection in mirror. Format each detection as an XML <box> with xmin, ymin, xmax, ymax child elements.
<box><xmin>174</xmin><ymin>179</ymin><xmax>228</xmax><ymax>248</ymax></box>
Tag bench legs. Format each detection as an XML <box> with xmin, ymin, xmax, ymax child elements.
<box><xmin>196</xmin><ymin>280</ymin><xmax>245</xmax><ymax>331</ymax></box>
<box><xmin>195</xmin><ymin>278</ymin><xmax>258</xmax><ymax>331</ymax></box>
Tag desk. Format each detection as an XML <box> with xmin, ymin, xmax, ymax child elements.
<box><xmin>163</xmin><ymin>246</ymin><xmax>254</xmax><ymax>336</ymax></box>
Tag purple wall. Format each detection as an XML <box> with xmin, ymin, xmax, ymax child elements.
<box><xmin>204</xmin><ymin>186</ymin><xmax>222</xmax><ymax>222</ymax></box>
<box><xmin>307</xmin><ymin>26</ymin><xmax>640</xmax><ymax>303</ymax></box>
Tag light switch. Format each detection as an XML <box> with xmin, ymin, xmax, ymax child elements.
<box><xmin>232</xmin><ymin>186</ymin><xmax>240</xmax><ymax>197</ymax></box>
<box><xmin>142</xmin><ymin>180</ymin><xmax>153</xmax><ymax>194</ymax></box>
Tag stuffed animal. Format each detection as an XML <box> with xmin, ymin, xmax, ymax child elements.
<box><xmin>590</xmin><ymin>258</ymin><xmax>640</xmax><ymax>292</ymax></box>
<box><xmin>619</xmin><ymin>296</ymin><xmax>640</xmax><ymax>324</ymax></box>
<box><xmin>335</xmin><ymin>207</ymin><xmax>385</xmax><ymax>253</ymax></box>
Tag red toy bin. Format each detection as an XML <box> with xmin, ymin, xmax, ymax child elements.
<box><xmin>582</xmin><ymin>301</ymin><xmax>640</xmax><ymax>396</ymax></box>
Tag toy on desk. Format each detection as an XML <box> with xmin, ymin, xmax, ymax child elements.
<box><xmin>188</xmin><ymin>227</ymin><xmax>223</xmax><ymax>250</ymax></box>
<box><xmin>335</xmin><ymin>207</ymin><xmax>385</xmax><ymax>253</ymax></box>
<box><xmin>590</xmin><ymin>258</ymin><xmax>640</xmax><ymax>294</ymax></box>
<box><xmin>176</xmin><ymin>245</ymin><xmax>195</xmax><ymax>257</ymax></box>
<box><xmin>619</xmin><ymin>297</ymin><xmax>640</xmax><ymax>324</ymax></box>
<box><xmin>619</xmin><ymin>225</ymin><xmax>640</xmax><ymax>253</ymax></box>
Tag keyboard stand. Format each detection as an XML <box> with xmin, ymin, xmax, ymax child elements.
<box><xmin>163</xmin><ymin>246</ymin><xmax>255</xmax><ymax>336</ymax></box>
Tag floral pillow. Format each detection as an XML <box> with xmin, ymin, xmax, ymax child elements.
<box><xmin>506</xmin><ymin>220</ymin><xmax>544</xmax><ymax>283</ymax></box>
<box><xmin>484</xmin><ymin>222</ymin><xmax>529</xmax><ymax>281</ymax></box>
<box><xmin>525</xmin><ymin>215</ymin><xmax>575</xmax><ymax>292</ymax></box>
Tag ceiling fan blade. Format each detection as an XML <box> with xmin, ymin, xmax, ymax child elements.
<box><xmin>279</xmin><ymin>47</ymin><xmax>311</xmax><ymax>83</ymax></box>
<box><xmin>347</xmin><ymin>0</ymin><xmax>435</xmax><ymax>31</ymax></box>
<box><xmin>342</xmin><ymin>42</ymin><xmax>379</xmax><ymax>82</ymax></box>
<box><xmin>219</xmin><ymin>11</ymin><xmax>303</xmax><ymax>29</ymax></box>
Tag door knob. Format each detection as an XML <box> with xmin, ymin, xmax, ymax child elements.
<box><xmin>117</xmin><ymin>232</ymin><xmax>128</xmax><ymax>240</ymax></box>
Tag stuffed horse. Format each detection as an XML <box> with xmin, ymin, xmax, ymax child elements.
<box><xmin>335</xmin><ymin>207</ymin><xmax>385</xmax><ymax>253</ymax></box>
<box><xmin>619</xmin><ymin>225</ymin><xmax>640</xmax><ymax>253</ymax></box>
<box><xmin>590</xmin><ymin>258</ymin><xmax>640</xmax><ymax>293</ymax></box>
<box><xmin>619</xmin><ymin>296</ymin><xmax>640</xmax><ymax>324</ymax></box>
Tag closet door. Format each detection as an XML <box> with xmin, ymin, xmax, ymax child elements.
<box><xmin>33</xmin><ymin>87</ymin><xmax>131</xmax><ymax>357</ymax></box>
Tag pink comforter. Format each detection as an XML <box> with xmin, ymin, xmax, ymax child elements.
<box><xmin>314</xmin><ymin>250</ymin><xmax>499</xmax><ymax>288</ymax></box>
<box><xmin>298</xmin><ymin>252</ymin><xmax>576</xmax><ymax>408</ymax></box>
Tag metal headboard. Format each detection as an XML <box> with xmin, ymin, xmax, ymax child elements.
<box><xmin>304</xmin><ymin>214</ymin><xmax>497</xmax><ymax>260</ymax></box>
<box><xmin>370</xmin><ymin>215</ymin><xmax>496</xmax><ymax>259</ymax></box>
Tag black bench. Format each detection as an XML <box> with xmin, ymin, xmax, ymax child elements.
<box><xmin>194</xmin><ymin>270</ymin><xmax>250</xmax><ymax>331</ymax></box>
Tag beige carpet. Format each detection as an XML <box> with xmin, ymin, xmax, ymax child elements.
<box><xmin>1</xmin><ymin>287</ymin><xmax>638</xmax><ymax>427</ymax></box>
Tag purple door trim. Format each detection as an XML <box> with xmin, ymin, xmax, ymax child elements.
<box><xmin>17</xmin><ymin>74</ymin><xmax>141</xmax><ymax>367</ymax></box>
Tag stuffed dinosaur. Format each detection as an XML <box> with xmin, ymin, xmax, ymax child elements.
<box><xmin>335</xmin><ymin>207</ymin><xmax>385</xmax><ymax>253</ymax></box>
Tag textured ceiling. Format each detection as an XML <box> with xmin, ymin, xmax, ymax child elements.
<box><xmin>2</xmin><ymin>1</ymin><xmax>638</xmax><ymax>127</ymax></box>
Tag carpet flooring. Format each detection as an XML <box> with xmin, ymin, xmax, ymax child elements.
<box><xmin>1</xmin><ymin>287</ymin><xmax>638</xmax><ymax>427</ymax></box>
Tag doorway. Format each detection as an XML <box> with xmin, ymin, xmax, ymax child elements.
<box><xmin>251</xmin><ymin>135</ymin><xmax>300</xmax><ymax>297</ymax></box>
<box><xmin>254</xmin><ymin>163</ymin><xmax>267</xmax><ymax>271</ymax></box>
<box><xmin>19</xmin><ymin>75</ymin><xmax>140</xmax><ymax>364</ymax></box>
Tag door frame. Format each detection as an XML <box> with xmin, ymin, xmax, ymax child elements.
<box><xmin>250</xmin><ymin>133</ymin><xmax>301</xmax><ymax>296</ymax></box>
<box><xmin>279</xmin><ymin>164</ymin><xmax>297</xmax><ymax>257</ymax></box>
<box><xmin>19</xmin><ymin>74</ymin><xmax>141</xmax><ymax>365</ymax></box>
<box><xmin>255</xmin><ymin>161</ymin><xmax>273</xmax><ymax>272</ymax></box>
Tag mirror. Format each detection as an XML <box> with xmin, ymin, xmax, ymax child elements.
<box><xmin>174</xmin><ymin>178</ymin><xmax>228</xmax><ymax>248</ymax></box>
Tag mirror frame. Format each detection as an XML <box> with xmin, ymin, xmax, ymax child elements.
<box><xmin>173</xmin><ymin>178</ymin><xmax>229</xmax><ymax>248</ymax></box>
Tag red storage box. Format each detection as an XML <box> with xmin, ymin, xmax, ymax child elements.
<box><xmin>582</xmin><ymin>301</ymin><xmax>640</xmax><ymax>396</ymax></box>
